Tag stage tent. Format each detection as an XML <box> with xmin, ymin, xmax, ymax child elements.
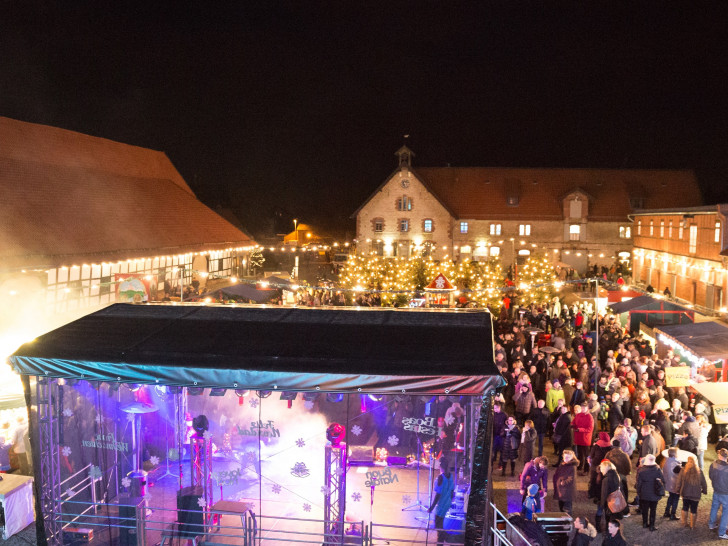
<box><xmin>10</xmin><ymin>304</ymin><xmax>505</xmax><ymax>546</ymax></box>
<box><xmin>608</xmin><ymin>295</ymin><xmax>694</xmax><ymax>333</ymax></box>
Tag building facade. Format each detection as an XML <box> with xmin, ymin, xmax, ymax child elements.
<box><xmin>631</xmin><ymin>205</ymin><xmax>728</xmax><ymax>312</ymax></box>
<box><xmin>354</xmin><ymin>147</ymin><xmax>701</xmax><ymax>274</ymax></box>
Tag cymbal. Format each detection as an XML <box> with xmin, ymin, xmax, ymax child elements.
<box><xmin>120</xmin><ymin>402</ymin><xmax>159</xmax><ymax>414</ymax></box>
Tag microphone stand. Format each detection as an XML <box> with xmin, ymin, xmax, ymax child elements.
<box><xmin>402</xmin><ymin>433</ymin><xmax>429</xmax><ymax>514</ymax></box>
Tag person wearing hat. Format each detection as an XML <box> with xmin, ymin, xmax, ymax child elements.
<box><xmin>587</xmin><ymin>432</ymin><xmax>613</xmax><ymax>502</ymax></box>
<box><xmin>635</xmin><ymin>453</ymin><xmax>665</xmax><ymax>531</ymax></box>
<box><xmin>522</xmin><ymin>483</ymin><xmax>542</xmax><ymax>520</ymax></box>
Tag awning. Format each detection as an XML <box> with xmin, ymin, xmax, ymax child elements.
<box><xmin>655</xmin><ymin>322</ymin><xmax>728</xmax><ymax>362</ymax></box>
<box><xmin>199</xmin><ymin>282</ymin><xmax>278</xmax><ymax>303</ymax></box>
<box><xmin>689</xmin><ymin>381</ymin><xmax>728</xmax><ymax>404</ymax></box>
<box><xmin>9</xmin><ymin>304</ymin><xmax>504</xmax><ymax>396</ymax></box>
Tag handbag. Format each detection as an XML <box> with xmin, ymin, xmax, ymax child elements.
<box><xmin>654</xmin><ymin>477</ymin><xmax>665</xmax><ymax>497</ymax></box>
<box><xmin>552</xmin><ymin>434</ymin><xmax>562</xmax><ymax>444</ymax></box>
<box><xmin>606</xmin><ymin>489</ymin><xmax>627</xmax><ymax>513</ymax></box>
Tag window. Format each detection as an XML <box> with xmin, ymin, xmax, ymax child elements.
<box><xmin>668</xmin><ymin>220</ymin><xmax>673</xmax><ymax>238</ymax></box>
<box><xmin>649</xmin><ymin>220</ymin><xmax>654</xmax><ymax>236</ymax></box>
<box><xmin>400</xmin><ymin>219</ymin><xmax>409</xmax><ymax>232</ymax></box>
<box><xmin>423</xmin><ymin>219</ymin><xmax>433</xmax><ymax>233</ymax></box>
<box><xmin>630</xmin><ymin>197</ymin><xmax>645</xmax><ymax>209</ymax></box>
<box><xmin>519</xmin><ymin>224</ymin><xmax>531</xmax><ymax>236</ymax></box>
<box><xmin>569</xmin><ymin>224</ymin><xmax>581</xmax><ymax>241</ymax></box>
<box><xmin>716</xmin><ymin>222</ymin><xmax>721</xmax><ymax>244</ymax></box>
<box><xmin>374</xmin><ymin>219</ymin><xmax>383</xmax><ymax>232</ymax></box>
<box><xmin>660</xmin><ymin>220</ymin><xmax>665</xmax><ymax>237</ymax></box>
<box><xmin>689</xmin><ymin>225</ymin><xmax>697</xmax><ymax>253</ymax></box>
<box><xmin>489</xmin><ymin>246</ymin><xmax>500</xmax><ymax>257</ymax></box>
<box><xmin>396</xmin><ymin>195</ymin><xmax>412</xmax><ymax>211</ymax></box>
<box><xmin>678</xmin><ymin>223</ymin><xmax>684</xmax><ymax>239</ymax></box>
<box><xmin>619</xmin><ymin>226</ymin><xmax>631</xmax><ymax>239</ymax></box>
<box><xmin>489</xmin><ymin>223</ymin><xmax>502</xmax><ymax>236</ymax></box>
<box><xmin>637</xmin><ymin>220</ymin><xmax>642</xmax><ymax>235</ymax></box>
<box><xmin>460</xmin><ymin>222</ymin><xmax>468</xmax><ymax>234</ymax></box>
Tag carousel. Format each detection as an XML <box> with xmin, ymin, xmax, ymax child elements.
<box><xmin>9</xmin><ymin>304</ymin><xmax>504</xmax><ymax>546</ymax></box>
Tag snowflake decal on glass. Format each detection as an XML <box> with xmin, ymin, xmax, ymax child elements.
<box><xmin>320</xmin><ymin>485</ymin><xmax>330</xmax><ymax>496</ymax></box>
<box><xmin>121</xmin><ymin>477</ymin><xmax>131</xmax><ymax>489</ymax></box>
<box><xmin>126</xmin><ymin>413</ymin><xmax>136</xmax><ymax>422</ymax></box>
<box><xmin>197</xmin><ymin>497</ymin><xmax>206</xmax><ymax>508</ymax></box>
<box><xmin>89</xmin><ymin>466</ymin><xmax>102</xmax><ymax>480</ymax></box>
<box><xmin>304</xmin><ymin>400</ymin><xmax>314</xmax><ymax>410</ymax></box>
<box><xmin>444</xmin><ymin>414</ymin><xmax>455</xmax><ymax>426</ymax></box>
<box><xmin>303</xmin><ymin>503</ymin><xmax>312</xmax><ymax>512</ymax></box>
<box><xmin>402</xmin><ymin>494</ymin><xmax>412</xmax><ymax>505</ymax></box>
<box><xmin>296</xmin><ymin>438</ymin><xmax>305</xmax><ymax>448</ymax></box>
<box><xmin>203</xmin><ymin>431</ymin><xmax>213</xmax><ymax>441</ymax></box>
<box><xmin>244</xmin><ymin>451</ymin><xmax>257</xmax><ymax>464</ymax></box>
<box><xmin>351</xmin><ymin>425</ymin><xmax>363</xmax><ymax>436</ymax></box>
<box><xmin>387</xmin><ymin>435</ymin><xmax>400</xmax><ymax>447</ymax></box>
<box><xmin>271</xmin><ymin>483</ymin><xmax>282</xmax><ymax>494</ymax></box>
<box><xmin>249</xmin><ymin>398</ymin><xmax>259</xmax><ymax>409</ymax></box>
<box><xmin>63</xmin><ymin>408</ymin><xmax>73</xmax><ymax>418</ymax></box>
<box><xmin>149</xmin><ymin>455</ymin><xmax>160</xmax><ymax>466</ymax></box>
<box><xmin>61</xmin><ymin>446</ymin><xmax>72</xmax><ymax>457</ymax></box>
<box><xmin>351</xmin><ymin>491</ymin><xmax>362</xmax><ymax>502</ymax></box>
<box><xmin>291</xmin><ymin>462</ymin><xmax>310</xmax><ymax>478</ymax></box>
<box><xmin>66</xmin><ymin>488</ymin><xmax>74</xmax><ymax>498</ymax></box>
<box><xmin>95</xmin><ymin>415</ymin><xmax>103</xmax><ymax>424</ymax></box>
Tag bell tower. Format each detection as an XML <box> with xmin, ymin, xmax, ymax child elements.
<box><xmin>395</xmin><ymin>145</ymin><xmax>414</xmax><ymax>170</ymax></box>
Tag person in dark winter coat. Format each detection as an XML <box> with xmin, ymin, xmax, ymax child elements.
<box><xmin>514</xmin><ymin>385</ymin><xmax>538</xmax><ymax>426</ymax></box>
<box><xmin>553</xmin><ymin>406</ymin><xmax>573</xmax><ymax>466</ymax></box>
<box><xmin>552</xmin><ymin>450</ymin><xmax>578</xmax><ymax>515</ymax></box>
<box><xmin>588</xmin><ymin>432</ymin><xmax>613</xmax><ymax>501</ymax></box>
<box><xmin>634</xmin><ymin>453</ymin><xmax>665</xmax><ymax>531</ymax></box>
<box><xmin>676</xmin><ymin>455</ymin><xmax>707</xmax><ymax>529</ymax></box>
<box><xmin>570</xmin><ymin>516</ymin><xmax>598</xmax><ymax>546</ymax></box>
<box><xmin>529</xmin><ymin>400</ymin><xmax>550</xmax><ymax>457</ymax></box>
<box><xmin>662</xmin><ymin>447</ymin><xmax>682</xmax><ymax>520</ymax></box>
<box><xmin>606</xmin><ymin>440</ymin><xmax>633</xmax><ymax>518</ymax></box>
<box><xmin>603</xmin><ymin>520</ymin><xmax>628</xmax><ymax>546</ymax></box>
<box><xmin>607</xmin><ymin>393</ymin><xmax>625</xmax><ymax>434</ymax></box>
<box><xmin>520</xmin><ymin>456</ymin><xmax>549</xmax><ymax>507</ymax></box>
<box><xmin>491</xmin><ymin>403</ymin><xmax>508</xmax><ymax>467</ymax></box>
<box><xmin>598</xmin><ymin>460</ymin><xmax>622</xmax><ymax>532</ymax></box>
<box><xmin>501</xmin><ymin>416</ymin><xmax>521</xmax><ymax>476</ymax></box>
<box><xmin>519</xmin><ymin>420</ymin><xmax>538</xmax><ymax>464</ymax></box>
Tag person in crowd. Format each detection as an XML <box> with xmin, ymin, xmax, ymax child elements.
<box><xmin>520</xmin><ymin>456</ymin><xmax>549</xmax><ymax>509</ymax></box>
<box><xmin>653</xmin><ymin>408</ymin><xmax>673</xmax><ymax>449</ymax></box>
<box><xmin>546</xmin><ymin>381</ymin><xmax>565</xmax><ymax>413</ymax></box>
<box><xmin>12</xmin><ymin>415</ymin><xmax>29</xmax><ymax>475</ymax></box>
<box><xmin>529</xmin><ymin>399</ymin><xmax>550</xmax><ymax>457</ymax></box>
<box><xmin>696</xmin><ymin>413</ymin><xmax>712</xmax><ymax>471</ymax></box>
<box><xmin>676</xmin><ymin>454</ymin><xmax>707</xmax><ymax>529</ymax></box>
<box><xmin>428</xmin><ymin>459</ymin><xmax>456</xmax><ymax>546</ymax></box>
<box><xmin>491</xmin><ymin>403</ymin><xmax>508</xmax><ymax>469</ymax></box>
<box><xmin>553</xmin><ymin>405</ymin><xmax>573</xmax><ymax>466</ymax></box>
<box><xmin>501</xmin><ymin>415</ymin><xmax>521</xmax><ymax>477</ymax></box>
<box><xmin>586</xmin><ymin>393</ymin><xmax>601</xmax><ymax>441</ymax></box>
<box><xmin>709</xmin><ymin>448</ymin><xmax>728</xmax><ymax>539</ymax></box>
<box><xmin>588</xmin><ymin>432</ymin><xmax>613</xmax><ymax>503</ymax></box>
<box><xmin>603</xmin><ymin>519</ymin><xmax>628</xmax><ymax>546</ymax></box>
<box><xmin>635</xmin><ymin>453</ymin><xmax>664</xmax><ymax>532</ymax></box>
<box><xmin>623</xmin><ymin>418</ymin><xmax>638</xmax><ymax>455</ymax></box>
<box><xmin>677</xmin><ymin>413</ymin><xmax>700</xmax><ymax>455</ymax></box>
<box><xmin>570</xmin><ymin>516</ymin><xmax>597</xmax><ymax>546</ymax></box>
<box><xmin>662</xmin><ymin>447</ymin><xmax>682</xmax><ymax>521</ymax></box>
<box><xmin>607</xmin><ymin>392</ymin><xmax>625</xmax><ymax>435</ymax></box>
<box><xmin>514</xmin><ymin>383</ymin><xmax>537</xmax><ymax>427</ymax></box>
<box><xmin>519</xmin><ymin>419</ymin><xmax>537</xmax><ymax>465</ymax></box>
<box><xmin>571</xmin><ymin>404</ymin><xmax>594</xmax><ymax>474</ymax></box>
<box><xmin>639</xmin><ymin>424</ymin><xmax>659</xmax><ymax>458</ymax></box>
<box><xmin>552</xmin><ymin>449</ymin><xmax>578</xmax><ymax>515</ymax></box>
<box><xmin>612</xmin><ymin>425</ymin><xmax>633</xmax><ymax>457</ymax></box>
<box><xmin>606</xmin><ymin>439</ymin><xmax>632</xmax><ymax>519</ymax></box>
<box><xmin>598</xmin><ymin>459</ymin><xmax>622</xmax><ymax>533</ymax></box>
<box><xmin>522</xmin><ymin>483</ymin><xmax>542</xmax><ymax>520</ymax></box>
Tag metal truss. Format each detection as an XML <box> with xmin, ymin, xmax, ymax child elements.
<box><xmin>37</xmin><ymin>377</ymin><xmax>63</xmax><ymax>544</ymax></box>
<box><xmin>323</xmin><ymin>442</ymin><xmax>347</xmax><ymax>544</ymax></box>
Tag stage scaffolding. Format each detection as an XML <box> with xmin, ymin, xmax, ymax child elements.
<box><xmin>37</xmin><ymin>377</ymin><xmax>63</xmax><ymax>544</ymax></box>
<box><xmin>323</xmin><ymin>442</ymin><xmax>347</xmax><ymax>544</ymax></box>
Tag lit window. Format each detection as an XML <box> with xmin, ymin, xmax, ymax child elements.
<box><xmin>569</xmin><ymin>224</ymin><xmax>581</xmax><ymax>241</ymax></box>
<box><xmin>689</xmin><ymin>225</ymin><xmax>697</xmax><ymax>253</ymax></box>
<box><xmin>668</xmin><ymin>220</ymin><xmax>673</xmax><ymax>238</ymax></box>
<box><xmin>519</xmin><ymin>224</ymin><xmax>531</xmax><ymax>236</ymax></box>
<box><xmin>660</xmin><ymin>220</ymin><xmax>664</xmax><ymax>237</ymax></box>
<box><xmin>489</xmin><ymin>246</ymin><xmax>500</xmax><ymax>257</ymax></box>
<box><xmin>400</xmin><ymin>219</ymin><xmax>409</xmax><ymax>232</ymax></box>
<box><xmin>396</xmin><ymin>196</ymin><xmax>412</xmax><ymax>211</ymax></box>
<box><xmin>489</xmin><ymin>223</ymin><xmax>502</xmax><ymax>236</ymax></box>
<box><xmin>460</xmin><ymin>245</ymin><xmax>472</xmax><ymax>254</ymax></box>
<box><xmin>518</xmin><ymin>249</ymin><xmax>531</xmax><ymax>256</ymax></box>
<box><xmin>716</xmin><ymin>222</ymin><xmax>721</xmax><ymax>244</ymax></box>
<box><xmin>649</xmin><ymin>220</ymin><xmax>654</xmax><ymax>236</ymax></box>
<box><xmin>460</xmin><ymin>222</ymin><xmax>468</xmax><ymax>234</ymax></box>
<box><xmin>423</xmin><ymin>219</ymin><xmax>433</xmax><ymax>233</ymax></box>
<box><xmin>374</xmin><ymin>219</ymin><xmax>383</xmax><ymax>232</ymax></box>
<box><xmin>678</xmin><ymin>223</ymin><xmax>684</xmax><ymax>239</ymax></box>
<box><xmin>637</xmin><ymin>220</ymin><xmax>642</xmax><ymax>235</ymax></box>
<box><xmin>619</xmin><ymin>226</ymin><xmax>632</xmax><ymax>239</ymax></box>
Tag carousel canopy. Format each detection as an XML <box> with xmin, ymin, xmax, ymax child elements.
<box><xmin>9</xmin><ymin>304</ymin><xmax>503</xmax><ymax>396</ymax></box>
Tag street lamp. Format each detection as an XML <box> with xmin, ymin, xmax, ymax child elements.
<box><xmin>509</xmin><ymin>238</ymin><xmax>516</xmax><ymax>281</ymax></box>
<box><xmin>293</xmin><ymin>219</ymin><xmax>298</xmax><ymax>245</ymax></box>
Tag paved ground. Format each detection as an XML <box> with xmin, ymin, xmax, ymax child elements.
<box><xmin>493</xmin><ymin>447</ymin><xmax>727</xmax><ymax>545</ymax></box>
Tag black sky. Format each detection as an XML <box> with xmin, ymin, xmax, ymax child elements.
<box><xmin>2</xmin><ymin>3</ymin><xmax>727</xmax><ymax>238</ymax></box>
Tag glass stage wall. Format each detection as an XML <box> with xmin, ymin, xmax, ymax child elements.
<box><xmin>27</xmin><ymin>379</ymin><xmax>484</xmax><ymax>545</ymax></box>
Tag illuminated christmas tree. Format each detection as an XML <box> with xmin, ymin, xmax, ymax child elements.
<box><xmin>516</xmin><ymin>253</ymin><xmax>557</xmax><ymax>305</ymax></box>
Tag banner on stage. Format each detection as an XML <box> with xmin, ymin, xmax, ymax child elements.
<box><xmin>665</xmin><ymin>366</ymin><xmax>690</xmax><ymax>387</ymax></box>
<box><xmin>115</xmin><ymin>274</ymin><xmax>155</xmax><ymax>302</ymax></box>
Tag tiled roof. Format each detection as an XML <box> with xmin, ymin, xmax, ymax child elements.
<box><xmin>0</xmin><ymin>117</ymin><xmax>253</xmax><ymax>269</ymax></box>
<box><xmin>413</xmin><ymin>166</ymin><xmax>702</xmax><ymax>221</ymax></box>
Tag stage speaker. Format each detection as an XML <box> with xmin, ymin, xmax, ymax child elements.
<box><xmin>118</xmin><ymin>496</ymin><xmax>142</xmax><ymax>546</ymax></box>
<box><xmin>177</xmin><ymin>486</ymin><xmax>204</xmax><ymax>537</ymax></box>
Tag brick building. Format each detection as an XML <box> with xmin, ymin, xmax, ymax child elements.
<box><xmin>631</xmin><ymin>205</ymin><xmax>728</xmax><ymax>312</ymax></box>
<box><xmin>354</xmin><ymin>147</ymin><xmax>701</xmax><ymax>274</ymax></box>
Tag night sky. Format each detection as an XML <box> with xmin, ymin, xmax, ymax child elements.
<box><xmin>2</xmin><ymin>3</ymin><xmax>727</xmax><ymax>239</ymax></box>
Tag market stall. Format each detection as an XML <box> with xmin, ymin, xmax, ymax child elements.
<box><xmin>9</xmin><ymin>303</ymin><xmax>504</xmax><ymax>546</ymax></box>
<box><xmin>608</xmin><ymin>295</ymin><xmax>694</xmax><ymax>333</ymax></box>
<box><xmin>654</xmin><ymin>321</ymin><xmax>728</xmax><ymax>382</ymax></box>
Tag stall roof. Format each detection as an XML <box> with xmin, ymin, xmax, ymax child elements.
<box><xmin>9</xmin><ymin>304</ymin><xmax>504</xmax><ymax>396</ymax></box>
<box><xmin>655</xmin><ymin>322</ymin><xmax>728</xmax><ymax>361</ymax></box>
<box><xmin>608</xmin><ymin>295</ymin><xmax>690</xmax><ymax>314</ymax></box>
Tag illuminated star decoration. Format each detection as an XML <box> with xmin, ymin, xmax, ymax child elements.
<box><xmin>89</xmin><ymin>466</ymin><xmax>103</xmax><ymax>480</ymax></box>
<box><xmin>303</xmin><ymin>503</ymin><xmax>312</xmax><ymax>512</ymax></box>
<box><xmin>121</xmin><ymin>477</ymin><xmax>131</xmax><ymax>489</ymax></box>
<box><xmin>351</xmin><ymin>492</ymin><xmax>362</xmax><ymax>502</ymax></box>
<box><xmin>296</xmin><ymin>438</ymin><xmax>305</xmax><ymax>448</ymax></box>
<box><xmin>387</xmin><ymin>435</ymin><xmax>400</xmax><ymax>447</ymax></box>
<box><xmin>249</xmin><ymin>398</ymin><xmax>259</xmax><ymax>409</ymax></box>
<box><xmin>351</xmin><ymin>425</ymin><xmax>362</xmax><ymax>436</ymax></box>
<box><xmin>304</xmin><ymin>400</ymin><xmax>314</xmax><ymax>410</ymax></box>
<box><xmin>402</xmin><ymin>495</ymin><xmax>412</xmax><ymax>505</ymax></box>
<box><xmin>291</xmin><ymin>462</ymin><xmax>310</xmax><ymax>478</ymax></box>
<box><xmin>271</xmin><ymin>483</ymin><xmax>282</xmax><ymax>494</ymax></box>
<box><xmin>197</xmin><ymin>497</ymin><xmax>206</xmax><ymax>508</ymax></box>
<box><xmin>63</xmin><ymin>408</ymin><xmax>73</xmax><ymax>417</ymax></box>
<box><xmin>149</xmin><ymin>455</ymin><xmax>160</xmax><ymax>466</ymax></box>
<box><xmin>61</xmin><ymin>446</ymin><xmax>72</xmax><ymax>457</ymax></box>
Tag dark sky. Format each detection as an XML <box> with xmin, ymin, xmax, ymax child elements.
<box><xmin>2</xmin><ymin>3</ymin><xmax>727</xmax><ymax>238</ymax></box>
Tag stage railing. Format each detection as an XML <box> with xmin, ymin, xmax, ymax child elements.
<box><xmin>57</xmin><ymin>497</ymin><xmax>148</xmax><ymax>546</ymax></box>
<box><xmin>490</xmin><ymin>502</ymin><xmax>531</xmax><ymax>546</ymax></box>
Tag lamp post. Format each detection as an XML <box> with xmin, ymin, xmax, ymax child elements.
<box><xmin>509</xmin><ymin>238</ymin><xmax>516</xmax><ymax>281</ymax></box>
<box><xmin>293</xmin><ymin>218</ymin><xmax>298</xmax><ymax>246</ymax></box>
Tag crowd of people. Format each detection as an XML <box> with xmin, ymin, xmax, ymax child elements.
<box><xmin>491</xmin><ymin>303</ymin><xmax>728</xmax><ymax>544</ymax></box>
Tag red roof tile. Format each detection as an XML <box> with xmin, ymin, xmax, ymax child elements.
<box><xmin>0</xmin><ymin>117</ymin><xmax>252</xmax><ymax>269</ymax></box>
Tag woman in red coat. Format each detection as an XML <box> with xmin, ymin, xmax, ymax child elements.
<box><xmin>571</xmin><ymin>404</ymin><xmax>594</xmax><ymax>474</ymax></box>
